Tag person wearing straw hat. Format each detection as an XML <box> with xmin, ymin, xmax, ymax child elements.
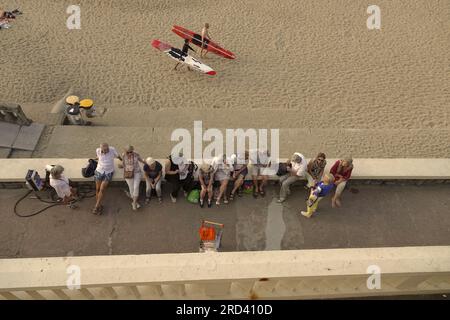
<box><xmin>143</xmin><ymin>157</ymin><xmax>163</xmax><ymax>204</ymax></box>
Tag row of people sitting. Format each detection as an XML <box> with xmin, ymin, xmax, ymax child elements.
<box><xmin>49</xmin><ymin>143</ymin><xmax>353</xmax><ymax>217</ymax></box>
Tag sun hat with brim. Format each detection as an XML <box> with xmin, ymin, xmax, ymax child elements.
<box><xmin>200</xmin><ymin>163</ymin><xmax>212</xmax><ymax>173</ymax></box>
<box><xmin>146</xmin><ymin>157</ymin><xmax>155</xmax><ymax>166</ymax></box>
<box><xmin>66</xmin><ymin>95</ymin><xmax>80</xmax><ymax>105</ymax></box>
<box><xmin>79</xmin><ymin>99</ymin><xmax>94</xmax><ymax>109</ymax></box>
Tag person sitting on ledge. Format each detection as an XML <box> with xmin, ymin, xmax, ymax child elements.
<box><xmin>49</xmin><ymin>165</ymin><xmax>78</xmax><ymax>207</ymax></box>
<box><xmin>330</xmin><ymin>158</ymin><xmax>354</xmax><ymax>208</ymax></box>
<box><xmin>277</xmin><ymin>152</ymin><xmax>307</xmax><ymax>203</ymax></box>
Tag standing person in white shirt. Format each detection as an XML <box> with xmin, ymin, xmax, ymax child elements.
<box><xmin>93</xmin><ymin>143</ymin><xmax>122</xmax><ymax>215</ymax></box>
<box><xmin>49</xmin><ymin>165</ymin><xmax>77</xmax><ymax>207</ymax></box>
<box><xmin>277</xmin><ymin>152</ymin><xmax>307</xmax><ymax>203</ymax></box>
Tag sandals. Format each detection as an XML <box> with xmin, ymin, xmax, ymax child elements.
<box><xmin>92</xmin><ymin>205</ymin><xmax>103</xmax><ymax>215</ymax></box>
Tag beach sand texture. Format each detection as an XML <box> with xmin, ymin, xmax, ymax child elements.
<box><xmin>1</xmin><ymin>0</ymin><xmax>449</xmax><ymax>158</ymax></box>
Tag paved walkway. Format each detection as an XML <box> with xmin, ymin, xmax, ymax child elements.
<box><xmin>1</xmin><ymin>184</ymin><xmax>449</xmax><ymax>258</ymax></box>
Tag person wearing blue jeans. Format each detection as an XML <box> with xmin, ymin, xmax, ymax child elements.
<box><xmin>93</xmin><ymin>143</ymin><xmax>121</xmax><ymax>215</ymax></box>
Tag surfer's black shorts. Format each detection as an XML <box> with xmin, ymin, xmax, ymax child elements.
<box><xmin>169</xmin><ymin>48</ymin><xmax>186</xmax><ymax>61</ymax></box>
<box><xmin>192</xmin><ymin>34</ymin><xmax>209</xmax><ymax>49</ymax></box>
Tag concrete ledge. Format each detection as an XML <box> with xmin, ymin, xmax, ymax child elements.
<box><xmin>0</xmin><ymin>246</ymin><xmax>449</xmax><ymax>299</ymax></box>
<box><xmin>0</xmin><ymin>158</ymin><xmax>449</xmax><ymax>183</ymax></box>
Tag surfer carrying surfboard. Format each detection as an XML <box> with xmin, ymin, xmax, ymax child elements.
<box><xmin>200</xmin><ymin>23</ymin><xmax>212</xmax><ymax>58</ymax></box>
<box><xmin>174</xmin><ymin>39</ymin><xmax>196</xmax><ymax>71</ymax></box>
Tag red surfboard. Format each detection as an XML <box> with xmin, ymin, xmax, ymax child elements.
<box><xmin>172</xmin><ymin>25</ymin><xmax>236</xmax><ymax>60</ymax></box>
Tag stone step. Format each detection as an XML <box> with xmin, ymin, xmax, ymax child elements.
<box><xmin>33</xmin><ymin>125</ymin><xmax>450</xmax><ymax>159</ymax></box>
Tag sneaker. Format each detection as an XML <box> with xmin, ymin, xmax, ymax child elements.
<box><xmin>170</xmin><ymin>194</ymin><xmax>177</xmax><ymax>203</ymax></box>
<box><xmin>224</xmin><ymin>198</ymin><xmax>229</xmax><ymax>204</ymax></box>
<box><xmin>301</xmin><ymin>211</ymin><xmax>311</xmax><ymax>218</ymax></box>
<box><xmin>199</xmin><ymin>199</ymin><xmax>204</xmax><ymax>208</ymax></box>
<box><xmin>132</xmin><ymin>202</ymin><xmax>137</xmax><ymax>211</ymax></box>
<box><xmin>136</xmin><ymin>203</ymin><xmax>141</xmax><ymax>209</ymax></box>
<box><xmin>207</xmin><ymin>199</ymin><xmax>212</xmax><ymax>208</ymax></box>
<box><xmin>277</xmin><ymin>198</ymin><xmax>285</xmax><ymax>203</ymax></box>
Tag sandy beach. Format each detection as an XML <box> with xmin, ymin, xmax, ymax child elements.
<box><xmin>1</xmin><ymin>0</ymin><xmax>449</xmax><ymax>158</ymax></box>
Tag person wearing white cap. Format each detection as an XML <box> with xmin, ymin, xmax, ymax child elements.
<box><xmin>143</xmin><ymin>157</ymin><xmax>163</xmax><ymax>204</ymax></box>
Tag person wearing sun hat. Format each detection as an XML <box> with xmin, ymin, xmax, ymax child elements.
<box><xmin>198</xmin><ymin>162</ymin><xmax>215</xmax><ymax>208</ymax></box>
<box><xmin>143</xmin><ymin>157</ymin><xmax>163</xmax><ymax>204</ymax></box>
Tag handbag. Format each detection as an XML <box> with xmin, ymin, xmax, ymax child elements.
<box><xmin>123</xmin><ymin>153</ymin><xmax>135</xmax><ymax>179</ymax></box>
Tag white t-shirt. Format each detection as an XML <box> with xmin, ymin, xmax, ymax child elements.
<box><xmin>96</xmin><ymin>146</ymin><xmax>119</xmax><ymax>174</ymax></box>
<box><xmin>212</xmin><ymin>156</ymin><xmax>233</xmax><ymax>175</ymax></box>
<box><xmin>291</xmin><ymin>152</ymin><xmax>307</xmax><ymax>177</ymax></box>
<box><xmin>249</xmin><ymin>149</ymin><xmax>271</xmax><ymax>167</ymax></box>
<box><xmin>231</xmin><ymin>153</ymin><xmax>247</xmax><ymax>170</ymax></box>
<box><xmin>50</xmin><ymin>175</ymin><xmax>71</xmax><ymax>199</ymax></box>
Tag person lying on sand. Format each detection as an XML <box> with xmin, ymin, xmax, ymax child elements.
<box><xmin>174</xmin><ymin>39</ymin><xmax>196</xmax><ymax>71</ymax></box>
<box><xmin>0</xmin><ymin>9</ymin><xmax>22</xmax><ymax>29</ymax></box>
<box><xmin>1</xmin><ymin>8</ymin><xmax>22</xmax><ymax>19</ymax></box>
<box><xmin>200</xmin><ymin>23</ymin><xmax>212</xmax><ymax>58</ymax></box>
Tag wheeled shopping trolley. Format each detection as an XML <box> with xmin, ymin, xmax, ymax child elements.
<box><xmin>199</xmin><ymin>220</ymin><xmax>224</xmax><ymax>252</ymax></box>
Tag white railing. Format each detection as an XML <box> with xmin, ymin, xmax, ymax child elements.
<box><xmin>0</xmin><ymin>246</ymin><xmax>449</xmax><ymax>299</ymax></box>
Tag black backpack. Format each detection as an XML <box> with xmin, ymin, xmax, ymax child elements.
<box><xmin>82</xmin><ymin>159</ymin><xmax>98</xmax><ymax>178</ymax></box>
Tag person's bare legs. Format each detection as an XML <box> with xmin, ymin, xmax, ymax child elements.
<box><xmin>230</xmin><ymin>175</ymin><xmax>244</xmax><ymax>199</ymax></box>
<box><xmin>259</xmin><ymin>175</ymin><xmax>268</xmax><ymax>196</ymax></box>
<box><xmin>216</xmin><ymin>179</ymin><xmax>229</xmax><ymax>205</ymax></box>
<box><xmin>95</xmin><ymin>180</ymin><xmax>109</xmax><ymax>210</ymax></box>
<box><xmin>200</xmin><ymin>185</ymin><xmax>207</xmax><ymax>204</ymax></box>
<box><xmin>252</xmin><ymin>175</ymin><xmax>259</xmax><ymax>198</ymax></box>
<box><xmin>332</xmin><ymin>181</ymin><xmax>346</xmax><ymax>208</ymax></box>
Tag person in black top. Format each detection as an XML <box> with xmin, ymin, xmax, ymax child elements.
<box><xmin>174</xmin><ymin>39</ymin><xmax>196</xmax><ymax>71</ymax></box>
<box><xmin>143</xmin><ymin>157</ymin><xmax>163</xmax><ymax>204</ymax></box>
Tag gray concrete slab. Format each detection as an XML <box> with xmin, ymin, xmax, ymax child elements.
<box><xmin>0</xmin><ymin>184</ymin><xmax>449</xmax><ymax>258</ymax></box>
<box><xmin>0</xmin><ymin>122</ymin><xmax>20</xmax><ymax>148</ymax></box>
<box><xmin>0</xmin><ymin>147</ymin><xmax>11</xmax><ymax>158</ymax></box>
<box><xmin>12</xmin><ymin>123</ymin><xmax>45</xmax><ymax>151</ymax></box>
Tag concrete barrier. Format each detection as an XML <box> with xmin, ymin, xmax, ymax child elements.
<box><xmin>0</xmin><ymin>158</ymin><xmax>449</xmax><ymax>184</ymax></box>
<box><xmin>0</xmin><ymin>246</ymin><xmax>449</xmax><ymax>299</ymax></box>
